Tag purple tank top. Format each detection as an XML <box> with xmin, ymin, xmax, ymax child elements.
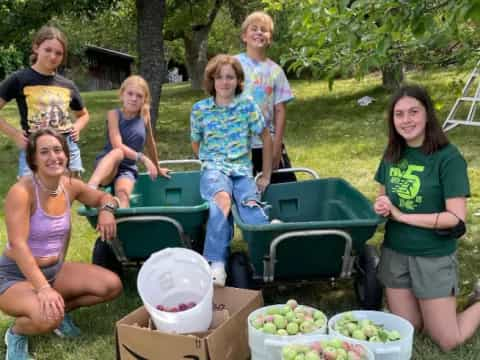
<box><xmin>22</xmin><ymin>178</ymin><xmax>71</xmax><ymax>257</ymax></box>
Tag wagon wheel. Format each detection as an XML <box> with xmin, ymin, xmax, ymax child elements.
<box><xmin>92</xmin><ymin>237</ymin><xmax>123</xmax><ymax>277</ymax></box>
<box><xmin>354</xmin><ymin>244</ymin><xmax>383</xmax><ymax>310</ymax></box>
<box><xmin>226</xmin><ymin>251</ymin><xmax>253</xmax><ymax>289</ymax></box>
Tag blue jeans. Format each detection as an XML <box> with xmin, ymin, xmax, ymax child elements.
<box><xmin>18</xmin><ymin>134</ymin><xmax>84</xmax><ymax>177</ymax></box>
<box><xmin>200</xmin><ymin>170</ymin><xmax>269</xmax><ymax>263</ymax></box>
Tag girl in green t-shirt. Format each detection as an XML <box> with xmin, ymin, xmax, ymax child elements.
<box><xmin>374</xmin><ymin>84</ymin><xmax>480</xmax><ymax>351</ymax></box>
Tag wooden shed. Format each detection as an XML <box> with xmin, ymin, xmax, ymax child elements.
<box><xmin>85</xmin><ymin>45</ymin><xmax>134</xmax><ymax>90</ymax></box>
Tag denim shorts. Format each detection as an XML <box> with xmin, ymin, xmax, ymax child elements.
<box><xmin>116</xmin><ymin>166</ymin><xmax>137</xmax><ymax>181</ymax></box>
<box><xmin>94</xmin><ymin>153</ymin><xmax>138</xmax><ymax>184</ymax></box>
<box><xmin>377</xmin><ymin>246</ymin><xmax>459</xmax><ymax>299</ymax></box>
<box><xmin>18</xmin><ymin>134</ymin><xmax>84</xmax><ymax>177</ymax></box>
<box><xmin>0</xmin><ymin>255</ymin><xmax>63</xmax><ymax>295</ymax></box>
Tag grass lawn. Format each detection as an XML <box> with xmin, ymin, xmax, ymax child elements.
<box><xmin>0</xmin><ymin>68</ymin><xmax>480</xmax><ymax>359</ymax></box>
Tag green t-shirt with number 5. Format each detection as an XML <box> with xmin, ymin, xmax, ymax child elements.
<box><xmin>375</xmin><ymin>143</ymin><xmax>470</xmax><ymax>257</ymax></box>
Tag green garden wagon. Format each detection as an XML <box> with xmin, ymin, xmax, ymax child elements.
<box><xmin>229</xmin><ymin>168</ymin><xmax>384</xmax><ymax>309</ymax></box>
<box><xmin>77</xmin><ymin>160</ymin><xmax>208</xmax><ymax>274</ymax></box>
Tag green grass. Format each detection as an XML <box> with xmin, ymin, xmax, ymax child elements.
<box><xmin>1</xmin><ymin>69</ymin><xmax>480</xmax><ymax>359</ymax></box>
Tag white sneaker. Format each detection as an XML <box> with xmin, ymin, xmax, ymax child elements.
<box><xmin>270</xmin><ymin>218</ymin><xmax>283</xmax><ymax>224</ymax></box>
<box><xmin>211</xmin><ymin>262</ymin><xmax>227</xmax><ymax>287</ymax></box>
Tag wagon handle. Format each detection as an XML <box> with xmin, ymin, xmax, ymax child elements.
<box><xmin>159</xmin><ymin>159</ymin><xmax>202</xmax><ymax>168</ymax></box>
<box><xmin>110</xmin><ymin>215</ymin><xmax>188</xmax><ymax>263</ymax></box>
<box><xmin>263</xmin><ymin>229</ymin><xmax>353</xmax><ymax>282</ymax></box>
<box><xmin>255</xmin><ymin>167</ymin><xmax>319</xmax><ymax>182</ymax></box>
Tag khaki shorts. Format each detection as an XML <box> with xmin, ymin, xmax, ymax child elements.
<box><xmin>377</xmin><ymin>246</ymin><xmax>458</xmax><ymax>299</ymax></box>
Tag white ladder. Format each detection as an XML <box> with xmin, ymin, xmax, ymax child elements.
<box><xmin>443</xmin><ymin>60</ymin><xmax>480</xmax><ymax>132</ymax></box>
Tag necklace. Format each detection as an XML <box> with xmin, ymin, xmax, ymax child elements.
<box><xmin>35</xmin><ymin>175</ymin><xmax>62</xmax><ymax>197</ymax></box>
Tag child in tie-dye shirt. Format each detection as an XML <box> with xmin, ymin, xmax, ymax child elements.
<box><xmin>190</xmin><ymin>54</ymin><xmax>273</xmax><ymax>287</ymax></box>
<box><xmin>235</xmin><ymin>11</ymin><xmax>295</xmax><ymax>184</ymax></box>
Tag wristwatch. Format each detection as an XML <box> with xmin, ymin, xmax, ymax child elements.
<box><xmin>100</xmin><ymin>202</ymin><xmax>117</xmax><ymax>214</ymax></box>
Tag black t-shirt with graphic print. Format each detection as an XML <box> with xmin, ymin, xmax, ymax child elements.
<box><xmin>375</xmin><ymin>143</ymin><xmax>470</xmax><ymax>257</ymax></box>
<box><xmin>0</xmin><ymin>67</ymin><xmax>84</xmax><ymax>134</ymax></box>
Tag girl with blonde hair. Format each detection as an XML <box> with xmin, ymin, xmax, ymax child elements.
<box><xmin>88</xmin><ymin>75</ymin><xmax>169</xmax><ymax>207</ymax></box>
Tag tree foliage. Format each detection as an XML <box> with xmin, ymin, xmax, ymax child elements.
<box><xmin>164</xmin><ymin>0</ymin><xmax>258</xmax><ymax>89</ymax></box>
<box><xmin>262</xmin><ymin>0</ymin><xmax>480</xmax><ymax>89</ymax></box>
<box><xmin>0</xmin><ymin>45</ymin><xmax>23</xmax><ymax>79</ymax></box>
<box><xmin>54</xmin><ymin>0</ymin><xmax>137</xmax><ymax>58</ymax></box>
<box><xmin>0</xmin><ymin>0</ymin><xmax>121</xmax><ymax>70</ymax></box>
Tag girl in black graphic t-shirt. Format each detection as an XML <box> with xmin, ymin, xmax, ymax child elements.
<box><xmin>0</xmin><ymin>26</ymin><xmax>89</xmax><ymax>177</ymax></box>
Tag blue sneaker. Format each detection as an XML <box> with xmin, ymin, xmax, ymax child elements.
<box><xmin>4</xmin><ymin>327</ymin><xmax>32</xmax><ymax>360</ymax></box>
<box><xmin>53</xmin><ymin>313</ymin><xmax>81</xmax><ymax>338</ymax></box>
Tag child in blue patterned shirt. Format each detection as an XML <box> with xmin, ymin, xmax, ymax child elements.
<box><xmin>190</xmin><ymin>54</ymin><xmax>273</xmax><ymax>286</ymax></box>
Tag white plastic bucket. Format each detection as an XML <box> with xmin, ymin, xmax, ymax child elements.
<box><xmin>328</xmin><ymin>310</ymin><xmax>414</xmax><ymax>360</ymax></box>
<box><xmin>248</xmin><ymin>304</ymin><xmax>327</xmax><ymax>360</ymax></box>
<box><xmin>137</xmin><ymin>248</ymin><xmax>213</xmax><ymax>334</ymax></box>
<box><xmin>280</xmin><ymin>334</ymin><xmax>375</xmax><ymax>360</ymax></box>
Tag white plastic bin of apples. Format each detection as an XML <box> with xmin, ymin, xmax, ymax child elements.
<box><xmin>248</xmin><ymin>301</ymin><xmax>414</xmax><ymax>360</ymax></box>
<box><xmin>137</xmin><ymin>248</ymin><xmax>214</xmax><ymax>333</ymax></box>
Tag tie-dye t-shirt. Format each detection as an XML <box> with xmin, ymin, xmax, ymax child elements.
<box><xmin>235</xmin><ymin>53</ymin><xmax>294</xmax><ymax>148</ymax></box>
<box><xmin>190</xmin><ymin>96</ymin><xmax>265</xmax><ymax>176</ymax></box>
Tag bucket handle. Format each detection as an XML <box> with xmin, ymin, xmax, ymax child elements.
<box><xmin>375</xmin><ymin>346</ymin><xmax>402</xmax><ymax>355</ymax></box>
<box><xmin>159</xmin><ymin>159</ymin><xmax>202</xmax><ymax>170</ymax></box>
<box><xmin>255</xmin><ymin>167</ymin><xmax>319</xmax><ymax>182</ymax></box>
<box><xmin>263</xmin><ymin>229</ymin><xmax>353</xmax><ymax>282</ymax></box>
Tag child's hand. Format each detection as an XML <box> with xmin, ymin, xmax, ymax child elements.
<box><xmin>14</xmin><ymin>130</ymin><xmax>28</xmax><ymax>150</ymax></box>
<box><xmin>256</xmin><ymin>175</ymin><xmax>270</xmax><ymax>193</ymax></box>
<box><xmin>70</xmin><ymin>123</ymin><xmax>81</xmax><ymax>142</ymax></box>
<box><xmin>158</xmin><ymin>167</ymin><xmax>171</xmax><ymax>179</ymax></box>
<box><xmin>374</xmin><ymin>195</ymin><xmax>391</xmax><ymax>217</ymax></box>
<box><xmin>374</xmin><ymin>195</ymin><xmax>403</xmax><ymax>221</ymax></box>
<box><xmin>143</xmin><ymin>157</ymin><xmax>158</xmax><ymax>180</ymax></box>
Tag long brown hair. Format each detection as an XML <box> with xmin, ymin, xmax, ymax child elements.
<box><xmin>30</xmin><ymin>26</ymin><xmax>68</xmax><ymax>66</ymax></box>
<box><xmin>384</xmin><ymin>84</ymin><xmax>449</xmax><ymax>163</ymax></box>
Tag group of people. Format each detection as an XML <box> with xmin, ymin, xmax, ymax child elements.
<box><xmin>0</xmin><ymin>8</ymin><xmax>479</xmax><ymax>359</ymax></box>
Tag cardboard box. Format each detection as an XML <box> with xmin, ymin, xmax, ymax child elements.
<box><xmin>116</xmin><ymin>287</ymin><xmax>263</xmax><ymax>360</ymax></box>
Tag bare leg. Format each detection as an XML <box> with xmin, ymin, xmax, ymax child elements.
<box><xmin>214</xmin><ymin>191</ymin><xmax>232</xmax><ymax>217</ymax></box>
<box><xmin>114</xmin><ymin>177</ymin><xmax>135</xmax><ymax>208</ymax></box>
<box><xmin>0</xmin><ymin>282</ymin><xmax>62</xmax><ymax>335</ymax></box>
<box><xmin>53</xmin><ymin>262</ymin><xmax>122</xmax><ymax>311</ymax></box>
<box><xmin>88</xmin><ymin>148</ymin><xmax>124</xmax><ymax>188</ymax></box>
<box><xmin>385</xmin><ymin>288</ymin><xmax>423</xmax><ymax>330</ymax></box>
<box><xmin>420</xmin><ymin>297</ymin><xmax>480</xmax><ymax>351</ymax></box>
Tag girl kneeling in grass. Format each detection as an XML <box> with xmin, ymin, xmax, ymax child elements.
<box><xmin>374</xmin><ymin>84</ymin><xmax>480</xmax><ymax>351</ymax></box>
<box><xmin>88</xmin><ymin>75</ymin><xmax>169</xmax><ymax>207</ymax></box>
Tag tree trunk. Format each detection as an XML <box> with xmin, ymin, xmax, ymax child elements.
<box><xmin>136</xmin><ymin>0</ymin><xmax>166</xmax><ymax>130</ymax></box>
<box><xmin>382</xmin><ymin>62</ymin><xmax>404</xmax><ymax>91</ymax></box>
<box><xmin>184</xmin><ymin>27</ymin><xmax>210</xmax><ymax>90</ymax></box>
<box><xmin>184</xmin><ymin>0</ymin><xmax>223</xmax><ymax>90</ymax></box>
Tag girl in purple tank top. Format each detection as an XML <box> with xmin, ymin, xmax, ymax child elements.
<box><xmin>88</xmin><ymin>75</ymin><xmax>170</xmax><ymax>207</ymax></box>
<box><xmin>0</xmin><ymin>128</ymin><xmax>123</xmax><ymax>360</ymax></box>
